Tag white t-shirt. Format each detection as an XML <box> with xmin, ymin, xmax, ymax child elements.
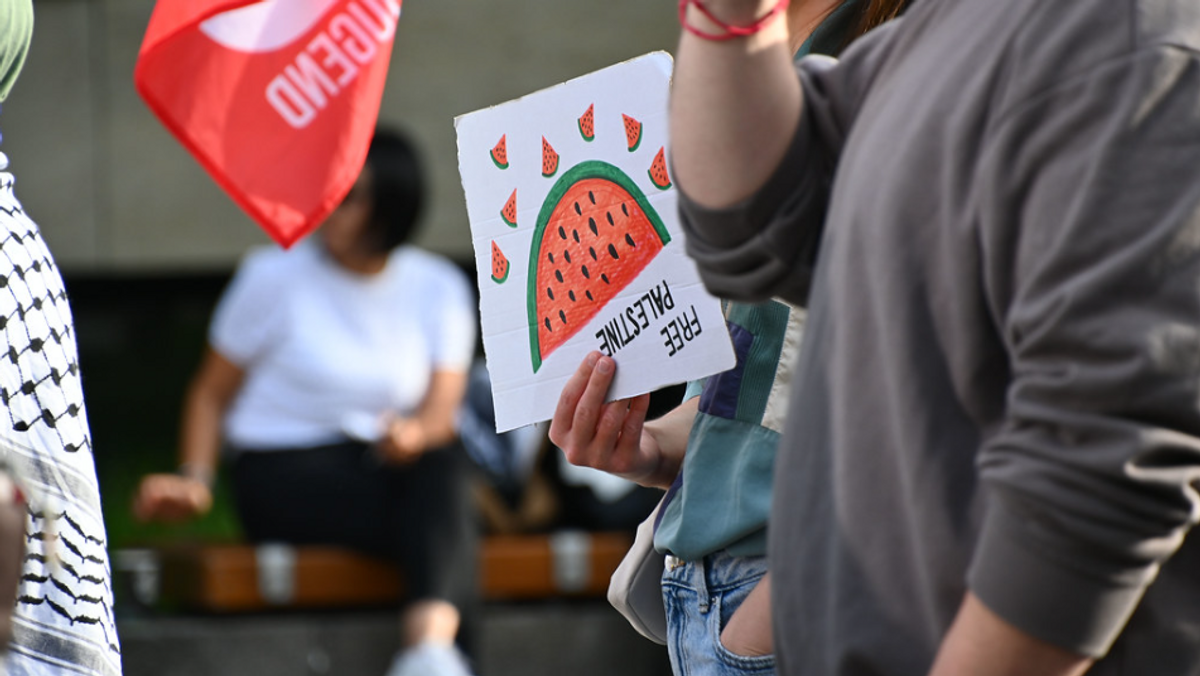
<box><xmin>210</xmin><ymin>241</ymin><xmax>477</xmax><ymax>450</ymax></box>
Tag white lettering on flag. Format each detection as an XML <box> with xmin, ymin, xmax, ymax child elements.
<box><xmin>263</xmin><ymin>1</ymin><xmax>399</xmax><ymax>129</ymax></box>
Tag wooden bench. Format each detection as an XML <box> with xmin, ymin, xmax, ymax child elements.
<box><xmin>122</xmin><ymin>531</ymin><xmax>634</xmax><ymax>613</ymax></box>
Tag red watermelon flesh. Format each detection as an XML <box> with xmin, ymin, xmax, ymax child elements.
<box><xmin>648</xmin><ymin>147</ymin><xmax>671</xmax><ymax>189</ymax></box>
<box><xmin>578</xmin><ymin>104</ymin><xmax>595</xmax><ymax>142</ymax></box>
<box><xmin>541</xmin><ymin>137</ymin><xmax>559</xmax><ymax>177</ymax></box>
<box><xmin>491</xmin><ymin>240</ymin><xmax>510</xmax><ymax>283</ymax></box>
<box><xmin>622</xmin><ymin>114</ymin><xmax>642</xmax><ymax>152</ymax></box>
<box><xmin>491</xmin><ymin>134</ymin><xmax>509</xmax><ymax>170</ymax></box>
<box><xmin>528</xmin><ymin>161</ymin><xmax>670</xmax><ymax>371</ymax></box>
<box><xmin>501</xmin><ymin>189</ymin><xmax>518</xmax><ymax>227</ymax></box>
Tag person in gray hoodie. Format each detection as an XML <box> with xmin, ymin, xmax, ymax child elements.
<box><xmin>669</xmin><ymin>0</ymin><xmax>1200</xmax><ymax>675</ymax></box>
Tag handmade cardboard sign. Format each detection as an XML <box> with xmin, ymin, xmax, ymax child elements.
<box><xmin>456</xmin><ymin>52</ymin><xmax>735</xmax><ymax>432</ymax></box>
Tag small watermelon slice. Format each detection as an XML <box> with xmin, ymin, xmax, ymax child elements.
<box><xmin>491</xmin><ymin>240</ymin><xmax>510</xmax><ymax>284</ymax></box>
<box><xmin>578</xmin><ymin>104</ymin><xmax>595</xmax><ymax>142</ymax></box>
<box><xmin>501</xmin><ymin>189</ymin><xmax>518</xmax><ymax>227</ymax></box>
<box><xmin>648</xmin><ymin>147</ymin><xmax>671</xmax><ymax>190</ymax></box>
<box><xmin>622</xmin><ymin>114</ymin><xmax>643</xmax><ymax>152</ymax></box>
<box><xmin>541</xmin><ymin>137</ymin><xmax>559</xmax><ymax>177</ymax></box>
<box><xmin>527</xmin><ymin>161</ymin><xmax>671</xmax><ymax>372</ymax></box>
<box><xmin>491</xmin><ymin>135</ymin><xmax>509</xmax><ymax>170</ymax></box>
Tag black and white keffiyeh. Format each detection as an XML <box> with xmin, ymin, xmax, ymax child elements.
<box><xmin>0</xmin><ymin>166</ymin><xmax>120</xmax><ymax>676</ymax></box>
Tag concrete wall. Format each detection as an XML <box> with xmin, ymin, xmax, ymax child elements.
<box><xmin>4</xmin><ymin>0</ymin><xmax>679</xmax><ymax>272</ymax></box>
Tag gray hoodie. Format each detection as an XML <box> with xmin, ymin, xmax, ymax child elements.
<box><xmin>679</xmin><ymin>0</ymin><xmax>1200</xmax><ymax>673</ymax></box>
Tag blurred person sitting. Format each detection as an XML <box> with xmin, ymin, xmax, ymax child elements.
<box><xmin>133</xmin><ymin>128</ymin><xmax>480</xmax><ymax>676</ymax></box>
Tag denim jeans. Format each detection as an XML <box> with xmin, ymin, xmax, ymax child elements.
<box><xmin>661</xmin><ymin>550</ymin><xmax>776</xmax><ymax>676</ymax></box>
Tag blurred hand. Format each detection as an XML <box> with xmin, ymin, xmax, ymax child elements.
<box><xmin>548</xmin><ymin>352</ymin><xmax>659</xmax><ymax>486</ymax></box>
<box><xmin>376</xmin><ymin>418</ymin><xmax>428</xmax><ymax>465</ymax></box>
<box><xmin>132</xmin><ymin>473</ymin><xmax>213</xmax><ymax>523</ymax></box>
<box><xmin>0</xmin><ymin>472</ymin><xmax>24</xmax><ymax>649</ymax></box>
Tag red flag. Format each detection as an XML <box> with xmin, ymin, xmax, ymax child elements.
<box><xmin>135</xmin><ymin>0</ymin><xmax>400</xmax><ymax>247</ymax></box>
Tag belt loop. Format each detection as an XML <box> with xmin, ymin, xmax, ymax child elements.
<box><xmin>696</xmin><ymin>556</ymin><xmax>711</xmax><ymax>614</ymax></box>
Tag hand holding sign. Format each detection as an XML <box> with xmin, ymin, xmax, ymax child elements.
<box><xmin>549</xmin><ymin>353</ymin><xmax>656</xmax><ymax>483</ymax></box>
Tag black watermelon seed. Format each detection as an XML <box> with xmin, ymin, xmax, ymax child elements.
<box><xmin>544</xmin><ymin>317</ymin><xmax>552</xmax><ymax>331</ymax></box>
<box><xmin>558</xmin><ymin>226</ymin><xmax>567</xmax><ymax>240</ymax></box>
<box><xmin>555</xmin><ymin>270</ymin><xmax>564</xmax><ymax>283</ymax></box>
<box><xmin>621</xmin><ymin>203</ymin><xmax>629</xmax><ymax>217</ymax></box>
<box><xmin>548</xmin><ymin>252</ymin><xmax>555</xmax><ymax>263</ymax></box>
<box><xmin>564</xmin><ymin>250</ymin><xmax>571</xmax><ymax>263</ymax></box>
<box><xmin>569</xmin><ymin>290</ymin><xmax>576</xmax><ymax>301</ymax></box>
<box><xmin>625</xmin><ymin>233</ymin><xmax>636</xmax><ymax>247</ymax></box>
<box><xmin>586</xmin><ymin>290</ymin><xmax>594</xmax><ymax>301</ymax></box>
<box><xmin>588</xmin><ymin>190</ymin><xmax>596</xmax><ymax>205</ymax></box>
<box><xmin>559</xmin><ymin>309</ymin><xmax>567</xmax><ymax>324</ymax></box>
<box><xmin>574</xmin><ymin>202</ymin><xmax>582</xmax><ymax>216</ymax></box>
<box><xmin>608</xmin><ymin>243</ymin><xmax>619</xmax><ymax>260</ymax></box>
<box><xmin>601</xmin><ymin>273</ymin><xmax>610</xmax><ymax>284</ymax></box>
<box><xmin>582</xmin><ymin>265</ymin><xmax>590</xmax><ymax>279</ymax></box>
<box><xmin>547</xmin><ymin>287</ymin><xmax>554</xmax><ymax>300</ymax></box>
<box><xmin>606</xmin><ymin>212</ymin><xmax>615</xmax><ymax>226</ymax></box>
<box><xmin>573</xmin><ymin>229</ymin><xmax>580</xmax><ymax>243</ymax></box>
<box><xmin>589</xmin><ymin>217</ymin><xmax>598</xmax><ymax>235</ymax></box>
<box><xmin>589</xmin><ymin>246</ymin><xmax>598</xmax><ymax>260</ymax></box>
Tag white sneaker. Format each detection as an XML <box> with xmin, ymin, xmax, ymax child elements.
<box><xmin>385</xmin><ymin>642</ymin><xmax>475</xmax><ymax>676</ymax></box>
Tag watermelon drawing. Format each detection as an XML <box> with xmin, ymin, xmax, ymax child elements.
<box><xmin>501</xmin><ymin>189</ymin><xmax>518</xmax><ymax>227</ymax></box>
<box><xmin>527</xmin><ymin>161</ymin><xmax>671</xmax><ymax>372</ymax></box>
<box><xmin>648</xmin><ymin>147</ymin><xmax>671</xmax><ymax>190</ymax></box>
<box><xmin>541</xmin><ymin>137</ymin><xmax>559</xmax><ymax>177</ymax></box>
<box><xmin>491</xmin><ymin>240</ymin><xmax>510</xmax><ymax>284</ymax></box>
<box><xmin>491</xmin><ymin>134</ymin><xmax>509</xmax><ymax>170</ymax></box>
<box><xmin>622</xmin><ymin>114</ymin><xmax>642</xmax><ymax>152</ymax></box>
<box><xmin>578</xmin><ymin>104</ymin><xmax>595</xmax><ymax>142</ymax></box>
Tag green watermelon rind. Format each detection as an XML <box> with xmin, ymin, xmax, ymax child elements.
<box><xmin>625</xmin><ymin>120</ymin><xmax>643</xmax><ymax>153</ymax></box>
<box><xmin>492</xmin><ymin>241</ymin><xmax>511</xmax><ymax>284</ymax></box>
<box><xmin>648</xmin><ymin>168</ymin><xmax>671</xmax><ymax>190</ymax></box>
<box><xmin>491</xmin><ymin>150</ymin><xmax>509</xmax><ymax>170</ymax></box>
<box><xmin>579</xmin><ymin>104</ymin><xmax>596</xmax><ymax>142</ymax></box>
<box><xmin>527</xmin><ymin>160</ymin><xmax>672</xmax><ymax>373</ymax></box>
<box><xmin>541</xmin><ymin>138</ymin><xmax>560</xmax><ymax>178</ymax></box>
<box><xmin>501</xmin><ymin>191</ymin><xmax>518</xmax><ymax>227</ymax></box>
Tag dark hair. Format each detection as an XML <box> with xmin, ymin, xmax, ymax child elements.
<box><xmin>849</xmin><ymin>0</ymin><xmax>910</xmax><ymax>43</ymax></box>
<box><xmin>361</xmin><ymin>127</ymin><xmax>425</xmax><ymax>255</ymax></box>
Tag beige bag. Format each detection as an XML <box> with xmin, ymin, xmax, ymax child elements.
<box><xmin>607</xmin><ymin>499</ymin><xmax>667</xmax><ymax>645</ymax></box>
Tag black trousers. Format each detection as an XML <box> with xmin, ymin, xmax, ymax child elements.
<box><xmin>230</xmin><ymin>439</ymin><xmax>480</xmax><ymax>654</ymax></box>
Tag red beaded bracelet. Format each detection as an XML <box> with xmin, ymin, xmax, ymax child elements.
<box><xmin>678</xmin><ymin>0</ymin><xmax>791</xmax><ymax>41</ymax></box>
